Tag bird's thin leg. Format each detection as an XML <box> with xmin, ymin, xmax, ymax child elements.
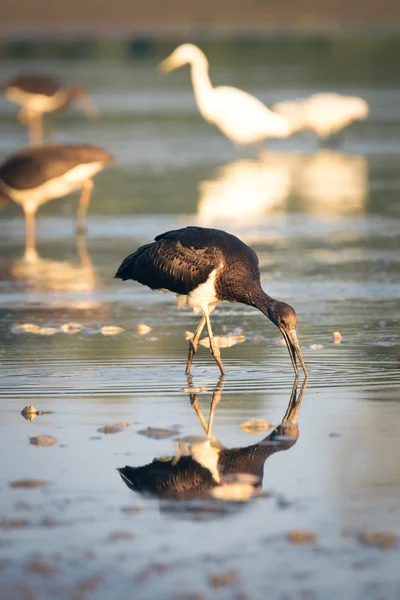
<box><xmin>206</xmin><ymin>376</ymin><xmax>224</xmax><ymax>437</ymax></box>
<box><xmin>29</xmin><ymin>114</ymin><xmax>43</xmax><ymax>146</ymax></box>
<box><xmin>190</xmin><ymin>395</ymin><xmax>210</xmax><ymax>437</ymax></box>
<box><xmin>44</xmin><ymin>118</ymin><xmax>54</xmax><ymax>143</ymax></box>
<box><xmin>76</xmin><ymin>180</ymin><xmax>94</xmax><ymax>232</ymax></box>
<box><xmin>203</xmin><ymin>305</ymin><xmax>225</xmax><ymax>376</ymax></box>
<box><xmin>23</xmin><ymin>208</ymin><xmax>37</xmax><ymax>263</ymax></box>
<box><xmin>185</xmin><ymin>315</ymin><xmax>206</xmax><ymax>374</ymax></box>
<box><xmin>186</xmin><ymin>305</ymin><xmax>218</xmax><ymax>373</ymax></box>
<box><xmin>76</xmin><ymin>232</ymin><xmax>92</xmax><ymax>270</ymax></box>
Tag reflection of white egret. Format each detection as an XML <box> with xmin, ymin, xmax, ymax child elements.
<box><xmin>3</xmin><ymin>75</ymin><xmax>99</xmax><ymax>146</ymax></box>
<box><xmin>159</xmin><ymin>44</ymin><xmax>291</xmax><ymax>150</ymax></box>
<box><xmin>293</xmin><ymin>151</ymin><xmax>368</xmax><ymax>215</ymax></box>
<box><xmin>197</xmin><ymin>154</ymin><xmax>295</xmax><ymax>224</ymax></box>
<box><xmin>273</xmin><ymin>93</ymin><xmax>369</xmax><ymax>140</ymax></box>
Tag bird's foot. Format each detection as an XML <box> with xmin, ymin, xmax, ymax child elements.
<box><xmin>209</xmin><ymin>343</ymin><xmax>225</xmax><ymax>376</ymax></box>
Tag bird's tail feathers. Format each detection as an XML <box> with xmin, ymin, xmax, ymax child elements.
<box><xmin>114</xmin><ymin>243</ymin><xmax>154</xmax><ymax>280</ymax></box>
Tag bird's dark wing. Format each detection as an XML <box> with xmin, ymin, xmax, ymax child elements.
<box><xmin>0</xmin><ymin>145</ymin><xmax>113</xmax><ymax>190</ymax></box>
<box><xmin>3</xmin><ymin>75</ymin><xmax>61</xmax><ymax>97</ymax></box>
<box><xmin>115</xmin><ymin>230</ymin><xmax>222</xmax><ymax>295</ymax></box>
<box><xmin>118</xmin><ymin>459</ymin><xmax>217</xmax><ymax>499</ymax></box>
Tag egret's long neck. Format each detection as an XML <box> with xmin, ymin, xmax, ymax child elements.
<box><xmin>189</xmin><ymin>54</ymin><xmax>214</xmax><ymax>120</ymax></box>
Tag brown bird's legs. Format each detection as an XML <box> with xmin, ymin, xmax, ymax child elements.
<box><xmin>188</xmin><ymin>375</ymin><xmax>225</xmax><ymax>438</ymax></box>
<box><xmin>76</xmin><ymin>179</ymin><xmax>94</xmax><ymax>232</ymax></box>
<box><xmin>23</xmin><ymin>207</ymin><xmax>38</xmax><ymax>263</ymax></box>
<box><xmin>185</xmin><ymin>315</ymin><xmax>207</xmax><ymax>373</ymax></box>
<box><xmin>18</xmin><ymin>109</ymin><xmax>43</xmax><ymax>146</ymax></box>
<box><xmin>205</xmin><ymin>376</ymin><xmax>224</xmax><ymax>436</ymax></box>
<box><xmin>185</xmin><ymin>304</ymin><xmax>224</xmax><ymax>375</ymax></box>
<box><xmin>203</xmin><ymin>308</ymin><xmax>225</xmax><ymax>376</ymax></box>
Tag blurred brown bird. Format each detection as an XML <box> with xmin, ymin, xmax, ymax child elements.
<box><xmin>3</xmin><ymin>75</ymin><xmax>99</xmax><ymax>145</ymax></box>
<box><xmin>0</xmin><ymin>144</ymin><xmax>113</xmax><ymax>258</ymax></box>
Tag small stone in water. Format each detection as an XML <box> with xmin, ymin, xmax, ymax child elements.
<box><xmin>199</xmin><ymin>333</ymin><xmax>246</xmax><ymax>349</ymax></box>
<box><xmin>98</xmin><ymin>422</ymin><xmax>129</xmax><ymax>434</ymax></box>
<box><xmin>11</xmin><ymin>323</ymin><xmax>41</xmax><ymax>334</ymax></box>
<box><xmin>359</xmin><ymin>532</ymin><xmax>398</xmax><ymax>550</ymax></box>
<box><xmin>270</xmin><ymin>337</ymin><xmax>286</xmax><ymax>346</ymax></box>
<box><xmin>308</xmin><ymin>344</ymin><xmax>324</xmax><ymax>350</ymax></box>
<box><xmin>29</xmin><ymin>435</ymin><xmax>57</xmax><ymax>447</ymax></box>
<box><xmin>108</xmin><ymin>530</ymin><xmax>135</xmax><ymax>541</ymax></box>
<box><xmin>138</xmin><ymin>426</ymin><xmax>179</xmax><ymax>439</ymax></box>
<box><xmin>137</xmin><ymin>323</ymin><xmax>152</xmax><ymax>335</ymax></box>
<box><xmin>60</xmin><ymin>322</ymin><xmax>84</xmax><ymax>334</ymax></box>
<box><xmin>36</xmin><ymin>327</ymin><xmax>58</xmax><ymax>336</ymax></box>
<box><xmin>332</xmin><ymin>331</ymin><xmax>342</xmax><ymax>344</ymax></box>
<box><xmin>21</xmin><ymin>405</ymin><xmax>50</xmax><ymax>421</ymax></box>
<box><xmin>100</xmin><ymin>325</ymin><xmax>124</xmax><ymax>336</ymax></box>
<box><xmin>209</xmin><ymin>570</ymin><xmax>239</xmax><ymax>588</ymax></box>
<box><xmin>287</xmin><ymin>530</ymin><xmax>318</xmax><ymax>545</ymax></box>
<box><xmin>240</xmin><ymin>419</ymin><xmax>275</xmax><ymax>433</ymax></box>
<box><xmin>10</xmin><ymin>479</ymin><xmax>48</xmax><ymax>489</ymax></box>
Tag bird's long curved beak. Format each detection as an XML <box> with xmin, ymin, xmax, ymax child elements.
<box><xmin>76</xmin><ymin>91</ymin><xmax>100</xmax><ymax>118</ymax></box>
<box><xmin>281</xmin><ymin>328</ymin><xmax>308</xmax><ymax>378</ymax></box>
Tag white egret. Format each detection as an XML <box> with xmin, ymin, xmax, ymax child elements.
<box><xmin>272</xmin><ymin>92</ymin><xmax>369</xmax><ymax>141</ymax></box>
<box><xmin>159</xmin><ymin>44</ymin><xmax>292</xmax><ymax>151</ymax></box>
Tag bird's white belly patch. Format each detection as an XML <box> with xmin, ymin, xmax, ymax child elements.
<box><xmin>178</xmin><ymin>268</ymin><xmax>219</xmax><ymax>312</ymax></box>
<box><xmin>5</xmin><ymin>88</ymin><xmax>65</xmax><ymax>112</ymax></box>
<box><xmin>3</xmin><ymin>162</ymin><xmax>103</xmax><ymax>211</ymax></box>
<box><xmin>190</xmin><ymin>442</ymin><xmax>221</xmax><ymax>483</ymax></box>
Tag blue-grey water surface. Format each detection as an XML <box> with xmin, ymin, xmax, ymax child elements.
<box><xmin>0</xmin><ymin>39</ymin><xmax>399</xmax><ymax>599</ymax></box>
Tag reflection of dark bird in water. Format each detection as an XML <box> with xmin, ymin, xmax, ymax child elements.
<box><xmin>0</xmin><ymin>144</ymin><xmax>114</xmax><ymax>256</ymax></box>
<box><xmin>115</xmin><ymin>227</ymin><xmax>308</xmax><ymax>377</ymax></box>
<box><xmin>118</xmin><ymin>379</ymin><xmax>306</xmax><ymax>503</ymax></box>
<box><xmin>3</xmin><ymin>75</ymin><xmax>99</xmax><ymax>145</ymax></box>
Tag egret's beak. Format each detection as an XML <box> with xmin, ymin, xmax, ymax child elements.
<box><xmin>281</xmin><ymin>328</ymin><xmax>308</xmax><ymax>378</ymax></box>
<box><xmin>76</xmin><ymin>91</ymin><xmax>99</xmax><ymax>118</ymax></box>
<box><xmin>158</xmin><ymin>56</ymin><xmax>177</xmax><ymax>74</ymax></box>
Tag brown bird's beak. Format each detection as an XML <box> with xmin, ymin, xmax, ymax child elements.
<box><xmin>76</xmin><ymin>91</ymin><xmax>100</xmax><ymax>118</ymax></box>
<box><xmin>281</xmin><ymin>328</ymin><xmax>308</xmax><ymax>378</ymax></box>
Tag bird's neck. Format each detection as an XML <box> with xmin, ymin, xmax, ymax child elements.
<box><xmin>189</xmin><ymin>55</ymin><xmax>214</xmax><ymax>119</ymax></box>
<box><xmin>250</xmin><ymin>289</ymin><xmax>278</xmax><ymax>322</ymax></box>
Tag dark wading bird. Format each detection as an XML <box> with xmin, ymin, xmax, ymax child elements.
<box><xmin>115</xmin><ymin>226</ymin><xmax>308</xmax><ymax>377</ymax></box>
<box><xmin>118</xmin><ymin>379</ymin><xmax>306</xmax><ymax>507</ymax></box>
<box><xmin>3</xmin><ymin>75</ymin><xmax>99</xmax><ymax>146</ymax></box>
<box><xmin>0</xmin><ymin>144</ymin><xmax>114</xmax><ymax>258</ymax></box>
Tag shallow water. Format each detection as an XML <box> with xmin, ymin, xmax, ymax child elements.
<box><xmin>0</xmin><ymin>39</ymin><xmax>400</xmax><ymax>599</ymax></box>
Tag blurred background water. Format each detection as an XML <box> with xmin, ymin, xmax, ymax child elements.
<box><xmin>0</xmin><ymin>33</ymin><xmax>399</xmax><ymax>600</ymax></box>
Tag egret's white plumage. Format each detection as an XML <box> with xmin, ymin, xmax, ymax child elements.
<box><xmin>272</xmin><ymin>92</ymin><xmax>369</xmax><ymax>139</ymax></box>
<box><xmin>159</xmin><ymin>44</ymin><xmax>291</xmax><ymax>147</ymax></box>
<box><xmin>197</xmin><ymin>155</ymin><xmax>294</xmax><ymax>223</ymax></box>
